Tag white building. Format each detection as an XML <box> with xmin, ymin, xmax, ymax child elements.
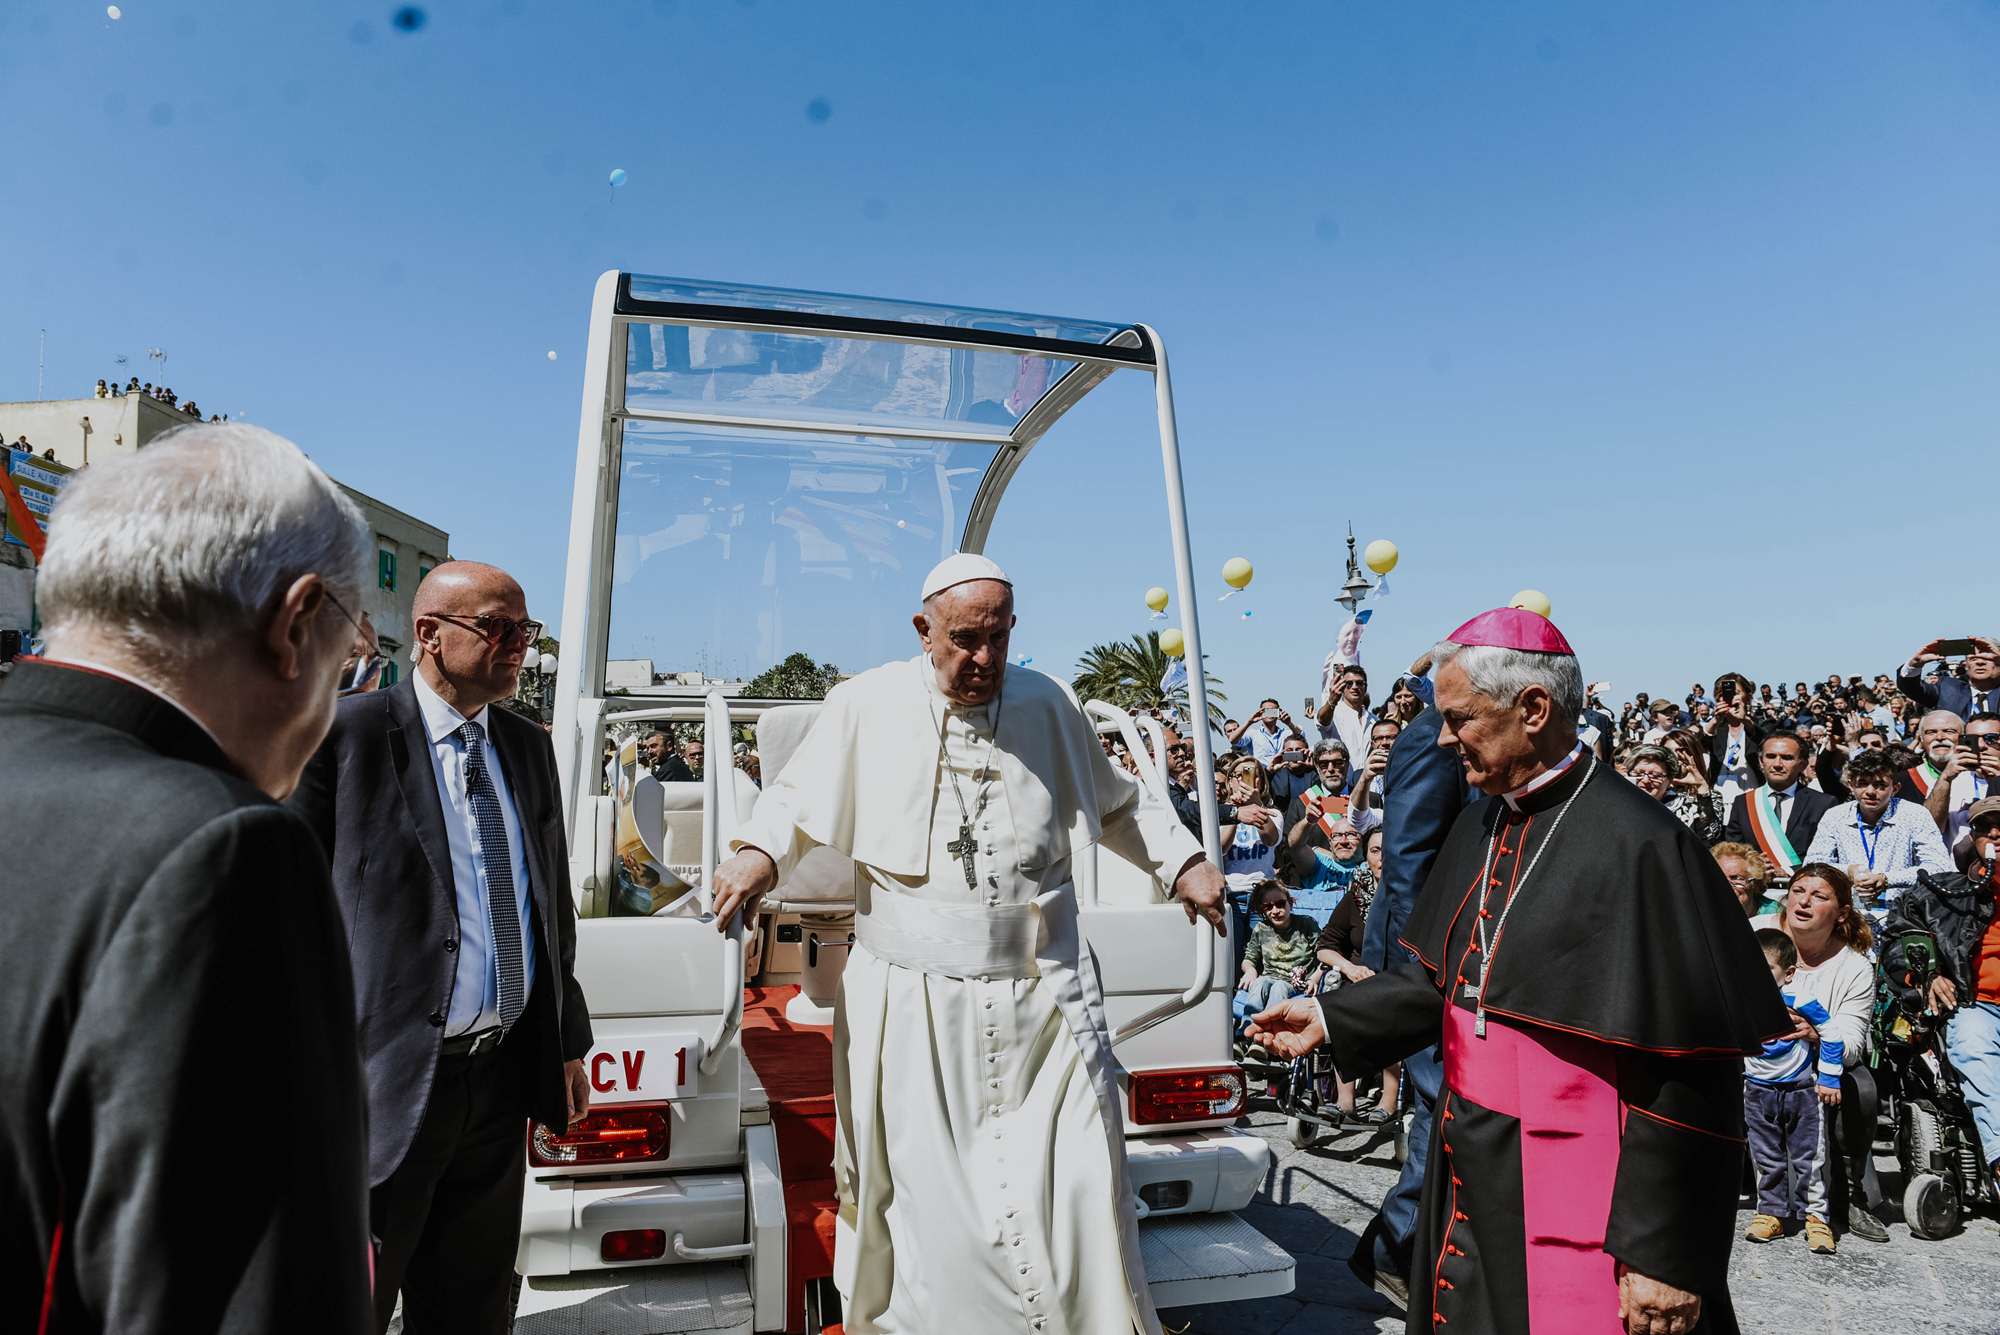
<box><xmin>0</xmin><ymin>395</ymin><xmax>449</xmax><ymax>677</ymax></box>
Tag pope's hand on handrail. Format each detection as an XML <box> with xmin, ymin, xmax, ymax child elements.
<box><xmin>712</xmin><ymin>846</ymin><xmax>777</xmax><ymax>933</ymax></box>
<box><xmin>1171</xmin><ymin>859</ymin><xmax>1228</xmax><ymax>936</ymax></box>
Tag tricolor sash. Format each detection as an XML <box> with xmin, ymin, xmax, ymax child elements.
<box><xmin>1743</xmin><ymin>786</ymin><xmax>1802</xmax><ymax>875</ymax></box>
<box><xmin>1906</xmin><ymin>762</ymin><xmax>1940</xmax><ymax>797</ymax></box>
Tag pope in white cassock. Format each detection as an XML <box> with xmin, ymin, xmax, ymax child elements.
<box><xmin>711</xmin><ymin>554</ymin><xmax>1229</xmax><ymax>1335</ymax></box>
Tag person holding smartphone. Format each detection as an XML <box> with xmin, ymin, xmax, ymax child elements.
<box><xmin>1897</xmin><ymin>635</ymin><xmax>2000</xmax><ymax>719</ymax></box>
<box><xmin>1706</xmin><ymin>672</ymin><xmax>1764</xmax><ymax>806</ymax></box>
<box><xmin>1238</xmin><ymin>696</ymin><xmax>1300</xmax><ymax>768</ymax></box>
<box><xmin>1928</xmin><ymin>712</ymin><xmax>2000</xmax><ymax>865</ymax></box>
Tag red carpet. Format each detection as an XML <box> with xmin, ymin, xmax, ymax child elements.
<box><xmin>740</xmin><ymin>986</ymin><xmax>838</xmax><ymax>1333</ymax></box>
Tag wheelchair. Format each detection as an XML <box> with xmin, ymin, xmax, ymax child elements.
<box><xmin>1874</xmin><ymin>931</ymin><xmax>1997</xmax><ymax>1239</ymax></box>
<box><xmin>1233</xmin><ymin>966</ymin><xmax>1407</xmax><ymax>1157</ymax></box>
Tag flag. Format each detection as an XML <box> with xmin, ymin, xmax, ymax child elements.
<box><xmin>1335</xmin><ymin>608</ymin><xmax>1373</xmax><ymax>666</ymax></box>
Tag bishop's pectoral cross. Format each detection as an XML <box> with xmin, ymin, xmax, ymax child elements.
<box><xmin>947</xmin><ymin>823</ymin><xmax>979</xmax><ymax>892</ymax></box>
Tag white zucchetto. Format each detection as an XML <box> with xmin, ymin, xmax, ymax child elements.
<box><xmin>921</xmin><ymin>552</ymin><xmax>1011</xmax><ymax>602</ymax></box>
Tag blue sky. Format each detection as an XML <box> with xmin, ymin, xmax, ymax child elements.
<box><xmin>4</xmin><ymin>1</ymin><xmax>1996</xmax><ymax>713</ymax></box>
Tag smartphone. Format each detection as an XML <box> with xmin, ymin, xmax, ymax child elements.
<box><xmin>1303</xmin><ymin>696</ymin><xmax>1315</xmax><ymax>716</ymax></box>
<box><xmin>1934</xmin><ymin>638</ymin><xmax>1979</xmax><ymax>657</ymax></box>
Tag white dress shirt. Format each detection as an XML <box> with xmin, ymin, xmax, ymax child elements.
<box><xmin>414</xmin><ymin>671</ymin><xmax>537</xmax><ymax>1036</ymax></box>
<box><xmin>1802</xmin><ymin>796</ymin><xmax>1953</xmax><ymax>930</ymax></box>
<box><xmin>1765</xmin><ymin>782</ymin><xmax>1801</xmax><ymax>833</ymax></box>
<box><xmin>1323</xmin><ymin>699</ymin><xmax>1373</xmax><ymax>765</ymax></box>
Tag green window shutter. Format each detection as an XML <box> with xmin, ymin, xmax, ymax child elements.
<box><xmin>380</xmin><ymin>660</ymin><xmax>399</xmax><ymax>687</ymax></box>
<box><xmin>378</xmin><ymin>549</ymin><xmax>397</xmax><ymax>590</ymax></box>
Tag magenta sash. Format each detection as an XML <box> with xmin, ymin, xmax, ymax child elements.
<box><xmin>1442</xmin><ymin>1005</ymin><xmax>1624</xmax><ymax>1332</ymax></box>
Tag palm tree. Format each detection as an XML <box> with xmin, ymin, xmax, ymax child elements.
<box><xmin>1071</xmin><ymin>632</ymin><xmax>1227</xmax><ymax>731</ymax></box>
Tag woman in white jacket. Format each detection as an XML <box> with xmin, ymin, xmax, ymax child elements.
<box><xmin>1782</xmin><ymin>863</ymin><xmax>1882</xmax><ymax>1253</ymax></box>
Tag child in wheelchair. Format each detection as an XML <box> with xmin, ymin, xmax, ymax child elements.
<box><xmin>1233</xmin><ymin>835</ymin><xmax>1404</xmax><ymax>1146</ymax></box>
<box><xmin>1234</xmin><ymin>880</ymin><xmax>1321</xmax><ymax>1030</ymax></box>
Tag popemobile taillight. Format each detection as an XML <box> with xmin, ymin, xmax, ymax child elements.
<box><xmin>529</xmin><ymin>1103</ymin><xmax>672</xmax><ymax>1166</ymax></box>
<box><xmin>1129</xmin><ymin>1067</ymin><xmax>1247</xmax><ymax>1126</ymax></box>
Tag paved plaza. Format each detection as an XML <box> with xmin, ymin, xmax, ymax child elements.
<box><xmin>1164</xmin><ymin>1094</ymin><xmax>2000</xmax><ymax>1335</ymax></box>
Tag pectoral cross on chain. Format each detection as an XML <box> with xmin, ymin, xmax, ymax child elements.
<box><xmin>947</xmin><ymin>823</ymin><xmax>979</xmax><ymax>892</ymax></box>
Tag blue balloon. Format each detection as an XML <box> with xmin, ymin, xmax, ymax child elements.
<box><xmin>608</xmin><ymin>168</ymin><xmax>628</xmax><ymax>188</ymax></box>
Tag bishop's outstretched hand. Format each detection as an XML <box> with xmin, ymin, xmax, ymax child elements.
<box><xmin>1245</xmin><ymin>996</ymin><xmax>1326</xmax><ymax>1060</ymax></box>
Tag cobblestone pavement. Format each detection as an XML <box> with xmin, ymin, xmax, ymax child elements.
<box><xmin>1163</xmin><ymin>1094</ymin><xmax>2000</xmax><ymax>1335</ymax></box>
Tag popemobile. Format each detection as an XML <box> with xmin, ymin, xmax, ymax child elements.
<box><xmin>511</xmin><ymin>272</ymin><xmax>1297</xmax><ymax>1332</ymax></box>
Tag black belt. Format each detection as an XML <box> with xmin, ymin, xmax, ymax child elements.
<box><xmin>440</xmin><ymin>1027</ymin><xmax>506</xmax><ymax>1058</ymax></box>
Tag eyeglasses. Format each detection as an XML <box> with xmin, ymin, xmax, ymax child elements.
<box><xmin>1314</xmin><ymin>758</ymin><xmax>1347</xmax><ymax>770</ymax></box>
<box><xmin>325</xmin><ymin>588</ymin><xmax>368</xmax><ymax>639</ymax></box>
<box><xmin>1975</xmin><ymin>734</ymin><xmax>2000</xmax><ymax>749</ymax></box>
<box><xmin>430</xmin><ymin>613</ymin><xmax>544</xmax><ymax>647</ymax></box>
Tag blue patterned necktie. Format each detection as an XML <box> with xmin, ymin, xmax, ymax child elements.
<box><xmin>459</xmin><ymin>719</ymin><xmax>525</xmax><ymax>1032</ymax></box>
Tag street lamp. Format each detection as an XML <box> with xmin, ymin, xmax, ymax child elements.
<box><xmin>536</xmin><ymin>653</ymin><xmax>558</xmax><ymax>722</ymax></box>
<box><xmin>1334</xmin><ymin>524</ymin><xmax>1374</xmax><ymax>613</ymax></box>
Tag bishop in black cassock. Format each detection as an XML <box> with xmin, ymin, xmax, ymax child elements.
<box><xmin>1250</xmin><ymin>608</ymin><xmax>1787</xmax><ymax>1335</ymax></box>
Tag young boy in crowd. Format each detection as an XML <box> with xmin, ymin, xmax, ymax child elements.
<box><xmin>1744</xmin><ymin>929</ymin><xmax>1844</xmax><ymax>1250</ymax></box>
<box><xmin>1238</xmin><ymin>880</ymin><xmax>1321</xmax><ymax>1012</ymax></box>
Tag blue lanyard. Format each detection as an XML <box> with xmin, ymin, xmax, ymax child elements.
<box><xmin>1855</xmin><ymin>798</ymin><xmax>1896</xmax><ymax>870</ymax></box>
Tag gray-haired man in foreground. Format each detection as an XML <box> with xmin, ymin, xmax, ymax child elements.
<box><xmin>0</xmin><ymin>424</ymin><xmax>375</xmax><ymax>1333</ymax></box>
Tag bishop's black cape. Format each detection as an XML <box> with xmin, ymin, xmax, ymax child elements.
<box><xmin>1320</xmin><ymin>753</ymin><xmax>1790</xmax><ymax>1335</ymax></box>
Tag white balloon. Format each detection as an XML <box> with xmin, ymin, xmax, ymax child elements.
<box><xmin>106</xmin><ymin>4</ymin><xmax>122</xmax><ymax>18</ymax></box>
<box><xmin>545</xmin><ymin>350</ymin><xmax>558</xmax><ymax>362</ymax></box>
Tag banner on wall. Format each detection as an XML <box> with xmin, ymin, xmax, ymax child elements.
<box><xmin>2</xmin><ymin>449</ymin><xmax>73</xmax><ymax>558</ymax></box>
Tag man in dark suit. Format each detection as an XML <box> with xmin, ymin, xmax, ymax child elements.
<box><xmin>1897</xmin><ymin>636</ymin><xmax>2000</xmax><ymax>721</ymax></box>
<box><xmin>292</xmin><ymin>560</ymin><xmax>594</xmax><ymax>1335</ymax></box>
<box><xmin>1348</xmin><ymin>673</ymin><xmax>1475</xmax><ymax>1311</ymax></box>
<box><xmin>640</xmin><ymin>728</ymin><xmax>694</xmax><ymax>783</ymax></box>
<box><xmin>1721</xmin><ymin>732</ymin><xmax>1838</xmax><ymax>879</ymax></box>
<box><xmin>1</xmin><ymin>423</ymin><xmax>373</xmax><ymax>1333</ymax></box>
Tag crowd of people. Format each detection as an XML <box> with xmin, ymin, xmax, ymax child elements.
<box><xmin>1146</xmin><ymin>640</ymin><xmax>1999</xmax><ymax>1270</ymax></box>
<box><xmin>93</xmin><ymin>375</ymin><xmax>229</xmax><ymax>424</ymax></box>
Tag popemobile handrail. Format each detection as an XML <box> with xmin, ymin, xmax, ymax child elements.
<box><xmin>1132</xmin><ymin>713</ymin><xmax>1175</xmax><ymax>810</ymax></box>
<box><xmin>1083</xmin><ymin>700</ymin><xmax>1172</xmax><ymax>814</ymax></box>
<box><xmin>1081</xmin><ymin>700</ymin><xmax>1215</xmax><ymax>1045</ymax></box>
<box><xmin>698</xmin><ymin>687</ymin><xmax>744</xmax><ymax>1076</ymax></box>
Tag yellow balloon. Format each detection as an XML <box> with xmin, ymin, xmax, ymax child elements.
<box><xmin>1144</xmin><ymin>585</ymin><xmax>1170</xmax><ymax>613</ymax></box>
<box><xmin>1509</xmin><ymin>589</ymin><xmax>1553</xmax><ymax>618</ymax></box>
<box><xmin>1363</xmin><ymin>539</ymin><xmax>1399</xmax><ymax>575</ymax></box>
<box><xmin>1158</xmin><ymin>627</ymin><xmax>1186</xmax><ymax>657</ymax></box>
<box><xmin>1221</xmin><ymin>556</ymin><xmax>1254</xmax><ymax>590</ymax></box>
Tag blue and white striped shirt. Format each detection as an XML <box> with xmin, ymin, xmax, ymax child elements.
<box><xmin>1747</xmin><ymin>995</ymin><xmax>1841</xmax><ymax>1089</ymax></box>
